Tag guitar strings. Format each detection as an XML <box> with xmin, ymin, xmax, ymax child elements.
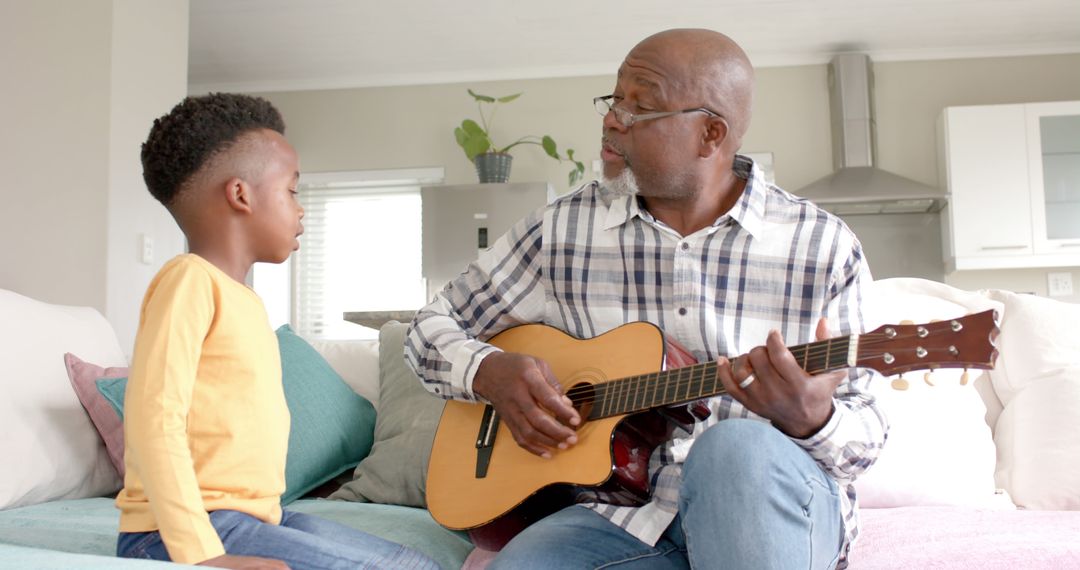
<box><xmin>559</xmin><ymin>328</ymin><xmax>974</xmax><ymax>411</ymax></box>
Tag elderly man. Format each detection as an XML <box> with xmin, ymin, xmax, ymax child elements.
<box><xmin>407</xmin><ymin>28</ymin><xmax>887</xmax><ymax>569</ymax></box>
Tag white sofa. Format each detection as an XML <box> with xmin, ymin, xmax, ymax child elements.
<box><xmin>0</xmin><ymin>288</ymin><xmax>471</xmax><ymax>569</ymax></box>
<box><xmin>3</xmin><ymin>278</ymin><xmax>1080</xmax><ymax>569</ymax></box>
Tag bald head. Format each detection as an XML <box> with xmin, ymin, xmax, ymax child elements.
<box><xmin>626</xmin><ymin>29</ymin><xmax>754</xmax><ymax>148</ymax></box>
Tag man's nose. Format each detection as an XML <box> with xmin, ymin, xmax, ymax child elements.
<box><xmin>602</xmin><ymin>107</ymin><xmax>628</xmax><ymax>132</ymax></box>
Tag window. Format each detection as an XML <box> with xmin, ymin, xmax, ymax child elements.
<box><xmin>255</xmin><ymin>168</ymin><xmax>443</xmax><ymax>339</ymax></box>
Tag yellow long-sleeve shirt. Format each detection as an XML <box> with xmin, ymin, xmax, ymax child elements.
<box><xmin>116</xmin><ymin>254</ymin><xmax>290</xmax><ymax>564</ymax></box>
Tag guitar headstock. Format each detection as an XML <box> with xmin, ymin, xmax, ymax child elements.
<box><xmin>856</xmin><ymin>309</ymin><xmax>999</xmax><ymax>377</ymax></box>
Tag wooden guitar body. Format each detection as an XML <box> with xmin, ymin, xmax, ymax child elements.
<box><xmin>426</xmin><ymin>322</ymin><xmax>700</xmax><ymax>550</ymax></box>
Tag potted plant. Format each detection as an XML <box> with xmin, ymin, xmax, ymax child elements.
<box><xmin>454</xmin><ymin>89</ymin><xmax>585</xmax><ymax>186</ymax></box>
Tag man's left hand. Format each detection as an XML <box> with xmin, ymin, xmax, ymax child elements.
<box><xmin>717</xmin><ymin>317</ymin><xmax>845</xmax><ymax>439</ymax></box>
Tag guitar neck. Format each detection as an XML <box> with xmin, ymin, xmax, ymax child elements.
<box><xmin>585</xmin><ymin>335</ymin><xmax>855</xmax><ymax>421</ymax></box>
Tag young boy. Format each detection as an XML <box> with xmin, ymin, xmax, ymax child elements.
<box><xmin>116</xmin><ymin>93</ymin><xmax>437</xmax><ymax>570</ymax></box>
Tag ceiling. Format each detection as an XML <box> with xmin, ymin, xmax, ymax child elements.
<box><xmin>188</xmin><ymin>0</ymin><xmax>1080</xmax><ymax>94</ymax></box>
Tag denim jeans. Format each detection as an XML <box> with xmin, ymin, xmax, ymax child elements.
<box><xmin>491</xmin><ymin>419</ymin><xmax>844</xmax><ymax>569</ymax></box>
<box><xmin>117</xmin><ymin>509</ymin><xmax>439</xmax><ymax>570</ymax></box>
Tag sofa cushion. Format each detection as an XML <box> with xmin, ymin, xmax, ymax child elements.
<box><xmin>982</xmin><ymin>290</ymin><xmax>1080</xmax><ymax>510</ymax></box>
<box><xmin>331</xmin><ymin>321</ymin><xmax>446</xmax><ymax>507</ymax></box>
<box><xmin>86</xmin><ymin>327</ymin><xmax>378</xmax><ymax>505</ymax></box>
<box><xmin>307</xmin><ymin>338</ymin><xmax>381</xmax><ymax>408</ymax></box>
<box><xmin>96</xmin><ymin>377</ymin><xmax>127</xmax><ymax>418</ymax></box>
<box><xmin>0</xmin><ymin>289</ymin><xmax>125</xmax><ymax>510</ymax></box>
<box><xmin>275</xmin><ymin>325</ymin><xmax>378</xmax><ymax>503</ymax></box>
<box><xmin>988</xmin><ymin>290</ymin><xmax>1080</xmax><ymax>406</ymax></box>
<box><xmin>995</xmin><ymin>376</ymin><xmax>1080</xmax><ymax>510</ymax></box>
<box><xmin>848</xmin><ymin>506</ymin><xmax>1080</xmax><ymax>569</ymax></box>
<box><xmin>855</xmin><ymin>278</ymin><xmax>1008</xmax><ymax>509</ymax></box>
<box><xmin>64</xmin><ymin>353</ymin><xmax>128</xmax><ymax>479</ymax></box>
<box><xmin>0</xmin><ymin>497</ymin><xmax>473</xmax><ymax>570</ymax></box>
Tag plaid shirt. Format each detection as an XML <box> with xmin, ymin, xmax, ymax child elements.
<box><xmin>406</xmin><ymin>156</ymin><xmax>887</xmax><ymax>565</ymax></box>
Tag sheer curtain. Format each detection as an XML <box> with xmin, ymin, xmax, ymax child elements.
<box><xmin>255</xmin><ymin>167</ymin><xmax>442</xmax><ymax>339</ymax></box>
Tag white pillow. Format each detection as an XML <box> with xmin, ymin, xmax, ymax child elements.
<box><xmin>988</xmin><ymin>290</ymin><xmax>1080</xmax><ymax>406</ymax></box>
<box><xmin>995</xmin><ymin>376</ymin><xmax>1080</xmax><ymax>510</ymax></box>
<box><xmin>307</xmin><ymin>338</ymin><xmax>381</xmax><ymax>409</ymax></box>
<box><xmin>0</xmin><ymin>289</ymin><xmax>126</xmax><ymax>509</ymax></box>
<box><xmin>855</xmin><ymin>278</ymin><xmax>1010</xmax><ymax>509</ymax></box>
<box><xmin>987</xmin><ymin>291</ymin><xmax>1080</xmax><ymax>509</ymax></box>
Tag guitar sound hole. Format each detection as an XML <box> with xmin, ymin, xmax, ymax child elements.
<box><xmin>567</xmin><ymin>382</ymin><xmax>595</xmax><ymax>425</ymax></box>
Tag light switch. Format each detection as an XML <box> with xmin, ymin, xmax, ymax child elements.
<box><xmin>140</xmin><ymin>234</ymin><xmax>154</xmax><ymax>265</ymax></box>
<box><xmin>1048</xmin><ymin>272</ymin><xmax>1074</xmax><ymax>297</ymax></box>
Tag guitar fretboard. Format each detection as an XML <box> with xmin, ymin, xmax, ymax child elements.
<box><xmin>584</xmin><ymin>335</ymin><xmax>855</xmax><ymax>420</ymax></box>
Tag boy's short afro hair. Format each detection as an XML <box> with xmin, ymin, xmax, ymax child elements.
<box><xmin>141</xmin><ymin>93</ymin><xmax>285</xmax><ymax>205</ymax></box>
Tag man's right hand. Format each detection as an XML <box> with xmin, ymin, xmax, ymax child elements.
<box><xmin>472</xmin><ymin>351</ymin><xmax>581</xmax><ymax>457</ymax></box>
<box><xmin>198</xmin><ymin>554</ymin><xmax>290</xmax><ymax>570</ymax></box>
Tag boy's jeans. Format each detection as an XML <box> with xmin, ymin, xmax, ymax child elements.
<box><xmin>491</xmin><ymin>419</ymin><xmax>845</xmax><ymax>569</ymax></box>
<box><xmin>117</xmin><ymin>508</ymin><xmax>439</xmax><ymax>570</ymax></box>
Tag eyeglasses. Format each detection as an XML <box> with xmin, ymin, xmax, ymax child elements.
<box><xmin>593</xmin><ymin>95</ymin><xmax>723</xmax><ymax>128</ymax></box>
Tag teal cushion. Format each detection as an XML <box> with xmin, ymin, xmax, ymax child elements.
<box><xmin>93</xmin><ymin>326</ymin><xmax>376</xmax><ymax>505</ymax></box>
<box><xmin>275</xmin><ymin>324</ymin><xmax>376</xmax><ymax>503</ymax></box>
<box><xmin>95</xmin><ymin>376</ymin><xmax>127</xmax><ymax>418</ymax></box>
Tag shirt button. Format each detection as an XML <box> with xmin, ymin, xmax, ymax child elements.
<box><xmin>680</xmin><ymin>242</ymin><xmax>689</xmax><ymax>251</ymax></box>
<box><xmin>434</xmin><ymin>388</ymin><xmax>441</xmax><ymax>394</ymax></box>
<box><xmin>678</xmin><ymin>307</ymin><xmax>688</xmax><ymax>316</ymax></box>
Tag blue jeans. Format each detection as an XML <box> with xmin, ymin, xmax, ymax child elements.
<box><xmin>491</xmin><ymin>419</ymin><xmax>844</xmax><ymax>569</ymax></box>
<box><xmin>117</xmin><ymin>509</ymin><xmax>439</xmax><ymax>570</ymax></box>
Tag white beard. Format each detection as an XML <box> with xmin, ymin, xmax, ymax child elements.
<box><xmin>601</xmin><ymin>167</ymin><xmax>641</xmax><ymax>197</ymax></box>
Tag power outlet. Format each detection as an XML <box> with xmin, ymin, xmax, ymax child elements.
<box><xmin>1047</xmin><ymin>272</ymin><xmax>1074</xmax><ymax>297</ymax></box>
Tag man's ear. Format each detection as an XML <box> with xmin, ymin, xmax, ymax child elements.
<box><xmin>223</xmin><ymin>177</ymin><xmax>254</xmax><ymax>214</ymax></box>
<box><xmin>699</xmin><ymin>117</ymin><xmax>730</xmax><ymax>158</ymax></box>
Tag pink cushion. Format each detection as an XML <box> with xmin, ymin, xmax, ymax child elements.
<box><xmin>63</xmin><ymin>353</ymin><xmax>128</xmax><ymax>477</ymax></box>
<box><xmin>849</xmin><ymin>507</ymin><xmax>1080</xmax><ymax>568</ymax></box>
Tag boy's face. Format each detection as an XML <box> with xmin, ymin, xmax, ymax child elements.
<box><xmin>248</xmin><ymin>130</ymin><xmax>303</xmax><ymax>264</ymax></box>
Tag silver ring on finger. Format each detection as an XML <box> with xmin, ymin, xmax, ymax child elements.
<box><xmin>738</xmin><ymin>374</ymin><xmax>756</xmax><ymax>389</ymax></box>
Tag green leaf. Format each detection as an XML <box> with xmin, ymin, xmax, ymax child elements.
<box><xmin>463</xmin><ymin>136</ymin><xmax>491</xmax><ymax>161</ymax></box>
<box><xmin>568</xmin><ymin>161</ymin><xmax>585</xmax><ymax>186</ymax></box>
<box><xmin>497</xmin><ymin>93</ymin><xmax>522</xmax><ymax>103</ymax></box>
<box><xmin>455</xmin><ymin>120</ymin><xmax>491</xmax><ymax>161</ymax></box>
<box><xmin>566</xmin><ymin>148</ymin><xmax>576</xmax><ymax>161</ymax></box>
<box><xmin>461</xmin><ymin>119</ymin><xmax>486</xmax><ymax>137</ymax></box>
<box><xmin>541</xmin><ymin>135</ymin><xmax>559</xmax><ymax>159</ymax></box>
<box><xmin>467</xmin><ymin>89</ymin><xmax>496</xmax><ymax>103</ymax></box>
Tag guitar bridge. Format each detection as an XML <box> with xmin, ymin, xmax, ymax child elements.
<box><xmin>475</xmin><ymin>404</ymin><xmax>499</xmax><ymax>479</ymax></box>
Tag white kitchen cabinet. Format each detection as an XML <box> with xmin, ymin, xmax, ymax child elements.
<box><xmin>938</xmin><ymin>102</ymin><xmax>1080</xmax><ymax>271</ymax></box>
<box><xmin>1026</xmin><ymin>101</ymin><xmax>1080</xmax><ymax>255</ymax></box>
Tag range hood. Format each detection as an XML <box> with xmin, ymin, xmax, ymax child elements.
<box><xmin>796</xmin><ymin>54</ymin><xmax>946</xmax><ymax>215</ymax></box>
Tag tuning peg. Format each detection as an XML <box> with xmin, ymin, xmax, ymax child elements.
<box><xmin>899</xmin><ymin>320</ymin><xmax>915</xmax><ymax>326</ymax></box>
<box><xmin>924</xmin><ymin>372</ymin><xmax>935</xmax><ymax>387</ymax></box>
<box><xmin>960</xmin><ymin>368</ymin><xmax>970</xmax><ymax>386</ymax></box>
<box><xmin>891</xmin><ymin>375</ymin><xmax>909</xmax><ymax>391</ymax></box>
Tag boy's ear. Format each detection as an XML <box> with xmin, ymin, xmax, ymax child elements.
<box><xmin>223</xmin><ymin>177</ymin><xmax>254</xmax><ymax>214</ymax></box>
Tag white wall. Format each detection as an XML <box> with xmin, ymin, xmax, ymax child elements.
<box><xmin>0</xmin><ymin>0</ymin><xmax>188</xmax><ymax>354</ymax></box>
<box><xmin>106</xmin><ymin>0</ymin><xmax>189</xmax><ymax>354</ymax></box>
<box><xmin>0</xmin><ymin>2</ymin><xmax>113</xmax><ymax>310</ymax></box>
<box><xmin>257</xmin><ymin>52</ymin><xmax>1080</xmax><ymax>302</ymax></box>
<box><xmin>255</xmin><ymin>64</ymin><xmax>834</xmax><ymax>197</ymax></box>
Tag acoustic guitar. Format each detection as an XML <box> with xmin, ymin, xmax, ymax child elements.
<box><xmin>426</xmin><ymin>310</ymin><xmax>999</xmax><ymax>550</ymax></box>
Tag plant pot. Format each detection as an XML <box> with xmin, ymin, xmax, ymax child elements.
<box><xmin>473</xmin><ymin>152</ymin><xmax>513</xmax><ymax>183</ymax></box>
